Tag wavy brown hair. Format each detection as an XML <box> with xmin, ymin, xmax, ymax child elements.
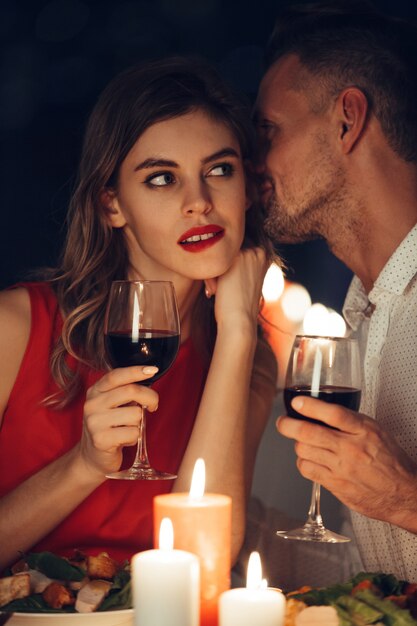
<box><xmin>44</xmin><ymin>56</ymin><xmax>275</xmax><ymax>405</ymax></box>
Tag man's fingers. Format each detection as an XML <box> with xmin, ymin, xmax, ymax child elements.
<box><xmin>295</xmin><ymin>440</ymin><xmax>337</xmax><ymax>471</ymax></box>
<box><xmin>277</xmin><ymin>414</ymin><xmax>339</xmax><ymax>450</ymax></box>
<box><xmin>289</xmin><ymin>396</ymin><xmax>363</xmax><ymax>433</ymax></box>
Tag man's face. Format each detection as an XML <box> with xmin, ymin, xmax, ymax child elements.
<box><xmin>256</xmin><ymin>54</ymin><xmax>347</xmax><ymax>244</ymax></box>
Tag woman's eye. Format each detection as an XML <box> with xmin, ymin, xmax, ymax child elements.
<box><xmin>146</xmin><ymin>172</ymin><xmax>175</xmax><ymax>187</ymax></box>
<box><xmin>208</xmin><ymin>163</ymin><xmax>234</xmax><ymax>177</ymax></box>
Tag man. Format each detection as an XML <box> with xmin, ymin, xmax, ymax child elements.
<box><xmin>256</xmin><ymin>0</ymin><xmax>417</xmax><ymax>579</ymax></box>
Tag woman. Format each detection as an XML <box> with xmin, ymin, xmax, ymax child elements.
<box><xmin>0</xmin><ymin>57</ymin><xmax>277</xmax><ymax>571</ymax></box>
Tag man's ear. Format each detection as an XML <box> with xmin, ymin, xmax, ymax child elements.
<box><xmin>100</xmin><ymin>188</ymin><xmax>126</xmax><ymax>228</ymax></box>
<box><xmin>335</xmin><ymin>87</ymin><xmax>369</xmax><ymax>154</ymax></box>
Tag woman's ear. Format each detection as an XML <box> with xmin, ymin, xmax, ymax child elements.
<box><xmin>335</xmin><ymin>87</ymin><xmax>369</xmax><ymax>154</ymax></box>
<box><xmin>100</xmin><ymin>188</ymin><xmax>126</xmax><ymax>228</ymax></box>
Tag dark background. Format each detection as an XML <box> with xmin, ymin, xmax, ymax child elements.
<box><xmin>2</xmin><ymin>0</ymin><xmax>416</xmax><ymax>309</ymax></box>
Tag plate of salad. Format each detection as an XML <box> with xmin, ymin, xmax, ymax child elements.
<box><xmin>0</xmin><ymin>551</ymin><xmax>133</xmax><ymax>626</ymax></box>
<box><xmin>285</xmin><ymin>571</ymin><xmax>417</xmax><ymax>625</ymax></box>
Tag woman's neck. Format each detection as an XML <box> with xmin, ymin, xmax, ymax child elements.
<box><xmin>175</xmin><ymin>280</ymin><xmax>203</xmax><ymax>342</ymax></box>
<box><xmin>127</xmin><ymin>267</ymin><xmax>203</xmax><ymax>342</ymax></box>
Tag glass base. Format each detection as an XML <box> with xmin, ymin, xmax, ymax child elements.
<box><xmin>276</xmin><ymin>523</ymin><xmax>351</xmax><ymax>543</ymax></box>
<box><xmin>106</xmin><ymin>467</ymin><xmax>177</xmax><ymax>481</ymax></box>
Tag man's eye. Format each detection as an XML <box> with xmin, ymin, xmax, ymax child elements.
<box><xmin>259</xmin><ymin>122</ymin><xmax>274</xmax><ymax>134</ymax></box>
<box><xmin>145</xmin><ymin>172</ymin><xmax>175</xmax><ymax>186</ymax></box>
<box><xmin>208</xmin><ymin>163</ymin><xmax>234</xmax><ymax>177</ymax></box>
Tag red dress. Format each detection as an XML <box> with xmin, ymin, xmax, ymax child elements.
<box><xmin>0</xmin><ymin>283</ymin><xmax>207</xmax><ymax>563</ymax></box>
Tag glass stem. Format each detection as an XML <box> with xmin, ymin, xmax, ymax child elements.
<box><xmin>131</xmin><ymin>405</ymin><xmax>151</xmax><ymax>470</ymax></box>
<box><xmin>306</xmin><ymin>481</ymin><xmax>324</xmax><ymax>527</ymax></box>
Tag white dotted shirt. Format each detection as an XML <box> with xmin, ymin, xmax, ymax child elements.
<box><xmin>343</xmin><ymin>224</ymin><xmax>417</xmax><ymax>581</ymax></box>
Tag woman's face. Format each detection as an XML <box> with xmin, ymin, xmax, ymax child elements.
<box><xmin>107</xmin><ymin>109</ymin><xmax>248</xmax><ymax>284</ymax></box>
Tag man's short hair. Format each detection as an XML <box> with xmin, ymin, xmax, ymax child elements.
<box><xmin>266</xmin><ymin>0</ymin><xmax>417</xmax><ymax>161</ymax></box>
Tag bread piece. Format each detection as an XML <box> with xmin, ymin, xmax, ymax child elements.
<box><xmin>42</xmin><ymin>582</ymin><xmax>74</xmax><ymax>609</ymax></box>
<box><xmin>0</xmin><ymin>573</ymin><xmax>30</xmax><ymax>607</ymax></box>
<box><xmin>87</xmin><ymin>553</ymin><xmax>119</xmax><ymax>580</ymax></box>
<box><xmin>285</xmin><ymin>598</ymin><xmax>308</xmax><ymax>626</ymax></box>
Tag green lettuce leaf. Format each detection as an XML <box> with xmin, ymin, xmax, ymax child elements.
<box><xmin>25</xmin><ymin>552</ymin><xmax>85</xmax><ymax>582</ymax></box>
<box><xmin>98</xmin><ymin>579</ymin><xmax>132</xmax><ymax>611</ymax></box>
<box><xmin>355</xmin><ymin>590</ymin><xmax>417</xmax><ymax>626</ymax></box>
<box><xmin>336</xmin><ymin>594</ymin><xmax>384</xmax><ymax>623</ymax></box>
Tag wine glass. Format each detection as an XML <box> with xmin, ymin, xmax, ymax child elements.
<box><xmin>277</xmin><ymin>335</ymin><xmax>362</xmax><ymax>542</ymax></box>
<box><xmin>104</xmin><ymin>280</ymin><xmax>180</xmax><ymax>480</ymax></box>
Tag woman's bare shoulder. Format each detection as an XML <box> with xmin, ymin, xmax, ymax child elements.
<box><xmin>0</xmin><ymin>287</ymin><xmax>31</xmax><ymax>332</ymax></box>
<box><xmin>0</xmin><ymin>287</ymin><xmax>31</xmax><ymax>420</ymax></box>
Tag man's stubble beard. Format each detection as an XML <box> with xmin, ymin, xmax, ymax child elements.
<box><xmin>264</xmin><ymin>142</ymin><xmax>351</xmax><ymax>247</ymax></box>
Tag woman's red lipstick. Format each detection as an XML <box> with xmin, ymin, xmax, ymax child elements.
<box><xmin>177</xmin><ymin>224</ymin><xmax>224</xmax><ymax>253</ymax></box>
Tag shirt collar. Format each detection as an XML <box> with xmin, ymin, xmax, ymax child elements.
<box><xmin>343</xmin><ymin>224</ymin><xmax>417</xmax><ymax>329</ymax></box>
<box><xmin>343</xmin><ymin>276</ymin><xmax>370</xmax><ymax>331</ymax></box>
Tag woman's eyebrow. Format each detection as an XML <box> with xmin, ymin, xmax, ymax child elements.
<box><xmin>134</xmin><ymin>147</ymin><xmax>239</xmax><ymax>172</ymax></box>
<box><xmin>201</xmin><ymin>148</ymin><xmax>239</xmax><ymax>164</ymax></box>
<box><xmin>134</xmin><ymin>158</ymin><xmax>178</xmax><ymax>171</ymax></box>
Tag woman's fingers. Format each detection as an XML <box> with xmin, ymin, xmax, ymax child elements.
<box><xmin>87</xmin><ymin>383</ymin><xmax>158</xmax><ymax>412</ymax></box>
<box><xmin>79</xmin><ymin>366</ymin><xmax>161</xmax><ymax>475</ymax></box>
<box><xmin>87</xmin><ymin>367</ymin><xmax>159</xmax><ymax>412</ymax></box>
<box><xmin>93</xmin><ymin>365</ymin><xmax>158</xmax><ymax>393</ymax></box>
<box><xmin>204</xmin><ymin>277</ymin><xmax>217</xmax><ymax>298</ymax></box>
<box><xmin>87</xmin><ymin>405</ymin><xmax>143</xmax><ymax>450</ymax></box>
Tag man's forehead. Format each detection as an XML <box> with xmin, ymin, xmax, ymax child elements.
<box><xmin>261</xmin><ymin>54</ymin><xmax>302</xmax><ymax>94</ymax></box>
<box><xmin>257</xmin><ymin>54</ymin><xmax>311</xmax><ymax>115</ymax></box>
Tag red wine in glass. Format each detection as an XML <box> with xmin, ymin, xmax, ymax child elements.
<box><xmin>104</xmin><ymin>280</ymin><xmax>180</xmax><ymax>481</ymax></box>
<box><xmin>277</xmin><ymin>335</ymin><xmax>362</xmax><ymax>542</ymax></box>
<box><xmin>284</xmin><ymin>385</ymin><xmax>361</xmax><ymax>426</ymax></box>
<box><xmin>105</xmin><ymin>329</ymin><xmax>180</xmax><ymax>386</ymax></box>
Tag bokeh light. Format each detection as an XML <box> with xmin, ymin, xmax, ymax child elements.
<box><xmin>303</xmin><ymin>303</ymin><xmax>346</xmax><ymax>337</ymax></box>
<box><xmin>327</xmin><ymin>309</ymin><xmax>347</xmax><ymax>337</ymax></box>
<box><xmin>262</xmin><ymin>263</ymin><xmax>285</xmax><ymax>302</ymax></box>
<box><xmin>280</xmin><ymin>283</ymin><xmax>311</xmax><ymax>323</ymax></box>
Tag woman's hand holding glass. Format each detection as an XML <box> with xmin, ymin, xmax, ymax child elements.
<box><xmin>78</xmin><ymin>366</ymin><xmax>160</xmax><ymax>478</ymax></box>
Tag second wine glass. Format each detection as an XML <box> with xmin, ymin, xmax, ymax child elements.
<box><xmin>277</xmin><ymin>335</ymin><xmax>362</xmax><ymax>542</ymax></box>
<box><xmin>104</xmin><ymin>280</ymin><xmax>180</xmax><ymax>480</ymax></box>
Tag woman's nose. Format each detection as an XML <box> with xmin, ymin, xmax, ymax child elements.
<box><xmin>181</xmin><ymin>182</ymin><xmax>213</xmax><ymax>216</ymax></box>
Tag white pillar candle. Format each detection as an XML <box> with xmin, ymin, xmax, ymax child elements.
<box><xmin>219</xmin><ymin>552</ymin><xmax>286</xmax><ymax>626</ymax></box>
<box><xmin>132</xmin><ymin>517</ymin><xmax>200</xmax><ymax>626</ymax></box>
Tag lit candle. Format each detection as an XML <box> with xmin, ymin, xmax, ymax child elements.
<box><xmin>154</xmin><ymin>458</ymin><xmax>231</xmax><ymax>626</ymax></box>
<box><xmin>219</xmin><ymin>552</ymin><xmax>286</xmax><ymax>626</ymax></box>
<box><xmin>132</xmin><ymin>517</ymin><xmax>200</xmax><ymax>626</ymax></box>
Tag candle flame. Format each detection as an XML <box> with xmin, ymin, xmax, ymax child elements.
<box><xmin>246</xmin><ymin>551</ymin><xmax>263</xmax><ymax>590</ymax></box>
<box><xmin>159</xmin><ymin>517</ymin><xmax>174</xmax><ymax>551</ymax></box>
<box><xmin>189</xmin><ymin>458</ymin><xmax>205</xmax><ymax>499</ymax></box>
